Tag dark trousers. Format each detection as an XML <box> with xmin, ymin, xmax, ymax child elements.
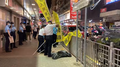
<box><xmin>44</xmin><ymin>35</ymin><xmax>53</xmax><ymax>57</ymax></box>
<box><xmin>4</xmin><ymin>33</ymin><xmax>10</xmax><ymax>52</ymax></box>
<box><xmin>23</xmin><ymin>30</ymin><xmax>26</xmax><ymax>41</ymax></box>
<box><xmin>19</xmin><ymin>32</ymin><xmax>23</xmax><ymax>45</ymax></box>
<box><xmin>53</xmin><ymin>34</ymin><xmax>58</xmax><ymax>47</ymax></box>
<box><xmin>10</xmin><ymin>32</ymin><xmax>16</xmax><ymax>49</ymax></box>
<box><xmin>38</xmin><ymin>35</ymin><xmax>44</xmax><ymax>51</ymax></box>
<box><xmin>34</xmin><ymin>31</ymin><xmax>37</xmax><ymax>39</ymax></box>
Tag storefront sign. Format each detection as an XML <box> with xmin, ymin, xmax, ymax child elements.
<box><xmin>73</xmin><ymin>0</ymin><xmax>91</xmax><ymax>11</ymax></box>
<box><xmin>101</xmin><ymin>8</ymin><xmax>107</xmax><ymax>13</ymax></box>
<box><xmin>70</xmin><ymin>0</ymin><xmax>77</xmax><ymax>19</ymax></box>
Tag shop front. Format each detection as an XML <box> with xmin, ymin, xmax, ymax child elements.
<box><xmin>0</xmin><ymin>0</ymin><xmax>24</xmax><ymax>50</ymax></box>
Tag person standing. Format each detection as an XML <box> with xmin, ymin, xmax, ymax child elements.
<box><xmin>4</xmin><ymin>21</ymin><xmax>12</xmax><ymax>52</ymax></box>
<box><xmin>22</xmin><ymin>24</ymin><xmax>26</xmax><ymax>41</ymax></box>
<box><xmin>33</xmin><ymin>25</ymin><xmax>38</xmax><ymax>39</ymax></box>
<box><xmin>26</xmin><ymin>23</ymin><xmax>32</xmax><ymax>41</ymax></box>
<box><xmin>44</xmin><ymin>21</ymin><xmax>58</xmax><ymax>57</ymax></box>
<box><xmin>53</xmin><ymin>27</ymin><xmax>58</xmax><ymax>47</ymax></box>
<box><xmin>11</xmin><ymin>22</ymin><xmax>17</xmax><ymax>48</ymax></box>
<box><xmin>38</xmin><ymin>25</ymin><xmax>46</xmax><ymax>52</ymax></box>
<box><xmin>19</xmin><ymin>23</ymin><xmax>24</xmax><ymax>45</ymax></box>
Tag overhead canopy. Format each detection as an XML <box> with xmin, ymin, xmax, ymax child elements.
<box><xmin>100</xmin><ymin>10</ymin><xmax>120</xmax><ymax>22</ymax></box>
<box><xmin>100</xmin><ymin>10</ymin><xmax>120</xmax><ymax>17</ymax></box>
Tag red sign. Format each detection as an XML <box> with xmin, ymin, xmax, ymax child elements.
<box><xmin>39</xmin><ymin>9</ymin><xmax>42</xmax><ymax>13</ymax></box>
<box><xmin>70</xmin><ymin>0</ymin><xmax>77</xmax><ymax>19</ymax></box>
<box><xmin>9</xmin><ymin>0</ymin><xmax>12</xmax><ymax>7</ymax></box>
<box><xmin>101</xmin><ymin>8</ymin><xmax>107</xmax><ymax>13</ymax></box>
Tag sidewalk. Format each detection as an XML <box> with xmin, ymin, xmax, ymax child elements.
<box><xmin>0</xmin><ymin>39</ymin><xmax>83</xmax><ymax>67</ymax></box>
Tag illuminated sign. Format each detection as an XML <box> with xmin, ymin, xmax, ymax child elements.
<box><xmin>106</xmin><ymin>0</ymin><xmax>120</xmax><ymax>4</ymax></box>
<box><xmin>5</xmin><ymin>0</ymin><xmax>8</xmax><ymax>5</ymax></box>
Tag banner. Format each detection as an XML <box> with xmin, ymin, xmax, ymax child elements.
<box><xmin>35</xmin><ymin>0</ymin><xmax>51</xmax><ymax>22</ymax></box>
<box><xmin>53</xmin><ymin>11</ymin><xmax>62</xmax><ymax>42</ymax></box>
<box><xmin>72</xmin><ymin>30</ymin><xmax>82</xmax><ymax>38</ymax></box>
<box><xmin>62</xmin><ymin>30</ymin><xmax>82</xmax><ymax>46</ymax></box>
<box><xmin>52</xmin><ymin>11</ymin><xmax>82</xmax><ymax>46</ymax></box>
<box><xmin>70</xmin><ymin>0</ymin><xmax>77</xmax><ymax>19</ymax></box>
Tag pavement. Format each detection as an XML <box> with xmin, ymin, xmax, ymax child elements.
<box><xmin>0</xmin><ymin>39</ymin><xmax>83</xmax><ymax>67</ymax></box>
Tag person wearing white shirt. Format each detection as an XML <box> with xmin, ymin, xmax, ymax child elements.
<box><xmin>37</xmin><ymin>25</ymin><xmax>46</xmax><ymax>52</ymax></box>
<box><xmin>44</xmin><ymin>21</ymin><xmax>58</xmax><ymax>57</ymax></box>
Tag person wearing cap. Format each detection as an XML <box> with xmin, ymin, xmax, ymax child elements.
<box><xmin>19</xmin><ymin>23</ymin><xmax>24</xmax><ymax>45</ymax></box>
<box><xmin>44</xmin><ymin>21</ymin><xmax>58</xmax><ymax>57</ymax></box>
<box><xmin>4</xmin><ymin>21</ymin><xmax>12</xmax><ymax>52</ymax></box>
<box><xmin>37</xmin><ymin>25</ymin><xmax>46</xmax><ymax>52</ymax></box>
<box><xmin>10</xmin><ymin>22</ymin><xmax>17</xmax><ymax>49</ymax></box>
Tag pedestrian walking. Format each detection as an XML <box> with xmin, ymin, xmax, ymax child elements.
<box><xmin>26</xmin><ymin>23</ymin><xmax>32</xmax><ymax>41</ymax></box>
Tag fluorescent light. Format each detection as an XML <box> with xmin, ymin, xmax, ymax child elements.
<box><xmin>32</xmin><ymin>4</ymin><xmax>35</xmax><ymax>6</ymax></box>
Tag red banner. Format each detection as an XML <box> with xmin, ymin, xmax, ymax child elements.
<box><xmin>70</xmin><ymin>0</ymin><xmax>77</xmax><ymax>19</ymax></box>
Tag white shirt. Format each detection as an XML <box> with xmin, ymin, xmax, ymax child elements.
<box><xmin>44</xmin><ymin>24</ymin><xmax>56</xmax><ymax>35</ymax></box>
<box><xmin>39</xmin><ymin>28</ymin><xmax>45</xmax><ymax>36</ymax></box>
<box><xmin>34</xmin><ymin>27</ymin><xmax>37</xmax><ymax>32</ymax></box>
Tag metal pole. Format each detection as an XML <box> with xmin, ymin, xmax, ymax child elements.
<box><xmin>109</xmin><ymin>42</ymin><xmax>113</xmax><ymax>67</ymax></box>
<box><xmin>76</xmin><ymin>10</ymin><xmax>79</xmax><ymax>62</ymax></box>
<box><xmin>84</xmin><ymin>7</ymin><xmax>87</xmax><ymax>67</ymax></box>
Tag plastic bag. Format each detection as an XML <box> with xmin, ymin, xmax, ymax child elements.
<box><xmin>52</xmin><ymin>50</ymin><xmax>72</xmax><ymax>60</ymax></box>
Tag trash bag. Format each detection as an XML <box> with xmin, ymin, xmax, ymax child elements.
<box><xmin>52</xmin><ymin>50</ymin><xmax>72</xmax><ymax>60</ymax></box>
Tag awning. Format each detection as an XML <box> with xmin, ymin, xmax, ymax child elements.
<box><xmin>100</xmin><ymin>10</ymin><xmax>120</xmax><ymax>17</ymax></box>
<box><xmin>100</xmin><ymin>10</ymin><xmax>120</xmax><ymax>22</ymax></box>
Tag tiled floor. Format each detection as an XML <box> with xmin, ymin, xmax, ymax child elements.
<box><xmin>0</xmin><ymin>39</ymin><xmax>83</xmax><ymax>67</ymax></box>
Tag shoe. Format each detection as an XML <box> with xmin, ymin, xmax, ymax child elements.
<box><xmin>44</xmin><ymin>54</ymin><xmax>47</xmax><ymax>56</ymax></box>
<box><xmin>53</xmin><ymin>45</ymin><xmax>57</xmax><ymax>48</ymax></box>
<box><xmin>6</xmin><ymin>50</ymin><xmax>11</xmax><ymax>52</ymax></box>
<box><xmin>13</xmin><ymin>46</ymin><xmax>17</xmax><ymax>48</ymax></box>
<box><xmin>48</xmin><ymin>55</ymin><xmax>52</xmax><ymax>57</ymax></box>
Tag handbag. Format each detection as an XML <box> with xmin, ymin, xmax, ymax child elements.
<box><xmin>9</xmin><ymin>36</ymin><xmax>14</xmax><ymax>43</ymax></box>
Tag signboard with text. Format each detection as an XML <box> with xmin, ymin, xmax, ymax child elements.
<box><xmin>70</xmin><ymin>0</ymin><xmax>77</xmax><ymax>19</ymax></box>
<box><xmin>73</xmin><ymin>0</ymin><xmax>91</xmax><ymax>11</ymax></box>
<box><xmin>101</xmin><ymin>8</ymin><xmax>107</xmax><ymax>13</ymax></box>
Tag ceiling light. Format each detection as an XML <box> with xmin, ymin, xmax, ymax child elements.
<box><xmin>32</xmin><ymin>4</ymin><xmax>35</xmax><ymax>6</ymax></box>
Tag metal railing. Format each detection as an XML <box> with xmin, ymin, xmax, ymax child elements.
<box><xmin>62</xmin><ymin>36</ymin><xmax>120</xmax><ymax>67</ymax></box>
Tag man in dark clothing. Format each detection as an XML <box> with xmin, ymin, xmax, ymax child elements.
<box><xmin>26</xmin><ymin>23</ymin><xmax>32</xmax><ymax>40</ymax></box>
